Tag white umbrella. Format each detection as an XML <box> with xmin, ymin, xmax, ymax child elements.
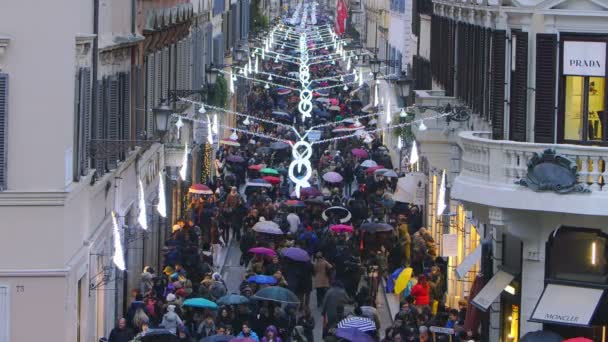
<box><xmin>252</xmin><ymin>220</ymin><xmax>283</xmax><ymax>235</ymax></box>
<box><xmin>361</xmin><ymin>159</ymin><xmax>378</xmax><ymax>168</ymax></box>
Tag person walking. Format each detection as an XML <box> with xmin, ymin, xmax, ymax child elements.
<box><xmin>313</xmin><ymin>252</ymin><xmax>333</xmax><ymax>308</ymax></box>
<box><xmin>160</xmin><ymin>304</ymin><xmax>183</xmax><ymax>334</ymax></box>
<box><xmin>108</xmin><ymin>318</ymin><xmax>134</xmax><ymax>342</ymax></box>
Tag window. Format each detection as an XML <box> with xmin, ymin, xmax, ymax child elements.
<box><xmin>0</xmin><ymin>73</ymin><xmax>7</xmax><ymax>190</ymax></box>
<box><xmin>547</xmin><ymin>227</ymin><xmax>608</xmax><ymax>286</ymax></box>
<box><xmin>0</xmin><ymin>285</ymin><xmax>8</xmax><ymax>342</ymax></box>
<box><xmin>74</xmin><ymin>67</ymin><xmax>92</xmax><ymax>180</ymax></box>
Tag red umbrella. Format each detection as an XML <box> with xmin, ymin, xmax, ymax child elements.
<box><xmin>564</xmin><ymin>339</ymin><xmax>594</xmax><ymax>342</ymax></box>
<box><xmin>248</xmin><ymin>164</ymin><xmax>264</xmax><ymax>171</ymax></box>
<box><xmin>351</xmin><ymin>148</ymin><xmax>369</xmax><ymax>158</ymax></box>
<box><xmin>189</xmin><ymin>183</ymin><xmax>213</xmax><ymax>195</ymax></box>
<box><xmin>330</xmin><ymin>224</ymin><xmax>354</xmax><ymax>233</ymax></box>
<box><xmin>365</xmin><ymin>165</ymin><xmax>385</xmax><ymax>174</ymax></box>
<box><xmin>262</xmin><ymin>176</ymin><xmax>281</xmax><ymax>184</ymax></box>
<box><xmin>248</xmin><ymin>247</ymin><xmax>277</xmax><ymax>257</ymax></box>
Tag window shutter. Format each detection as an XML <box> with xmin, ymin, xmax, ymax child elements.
<box><xmin>491</xmin><ymin>30</ymin><xmax>506</xmax><ymax>140</ymax></box>
<box><xmin>107</xmin><ymin>77</ymin><xmax>120</xmax><ymax>169</ymax></box>
<box><xmin>80</xmin><ymin>67</ymin><xmax>92</xmax><ymax>176</ymax></box>
<box><xmin>0</xmin><ymin>74</ymin><xmax>8</xmax><ymax>190</ymax></box>
<box><xmin>146</xmin><ymin>54</ymin><xmax>156</xmax><ymax>138</ymax></box>
<box><xmin>534</xmin><ymin>33</ymin><xmax>557</xmax><ymax>143</ymax></box>
<box><xmin>120</xmin><ymin>72</ymin><xmax>131</xmax><ymax>142</ymax></box>
<box><xmin>509</xmin><ymin>31</ymin><xmax>528</xmax><ymax>142</ymax></box>
<box><xmin>134</xmin><ymin>65</ymin><xmax>144</xmax><ymax>139</ymax></box>
<box><xmin>161</xmin><ymin>48</ymin><xmax>168</xmax><ymax>103</ymax></box>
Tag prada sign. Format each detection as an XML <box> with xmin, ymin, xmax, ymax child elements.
<box><xmin>563</xmin><ymin>41</ymin><xmax>606</xmax><ymax>77</ymax></box>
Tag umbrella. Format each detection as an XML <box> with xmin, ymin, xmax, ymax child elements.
<box><xmin>229</xmin><ymin>338</ymin><xmax>257</xmax><ymax>342</ymax></box>
<box><xmin>304</xmin><ymin>196</ymin><xmax>327</xmax><ymax>205</ymax></box>
<box><xmin>337</xmin><ymin>316</ymin><xmax>376</xmax><ymax>332</ymax></box>
<box><xmin>262</xmin><ymin>176</ymin><xmax>281</xmax><ymax>184</ymax></box>
<box><xmin>226</xmin><ymin>155</ymin><xmax>245</xmax><ymax>163</ymax></box>
<box><xmin>183</xmin><ymin>297</ymin><xmax>218</xmax><ymax>309</ymax></box>
<box><xmin>248</xmin><ymin>164</ymin><xmax>264</xmax><ymax>171</ymax></box>
<box><xmin>252</xmin><ymin>220</ymin><xmax>283</xmax><ymax>235</ymax></box>
<box><xmin>360</xmin><ymin>222</ymin><xmax>393</xmax><ymax>233</ymax></box>
<box><xmin>253</xmin><ymin>286</ymin><xmax>300</xmax><ymax>304</ymax></box>
<box><xmin>247</xmin><ymin>274</ymin><xmax>278</xmax><ymax>285</ymax></box>
<box><xmin>394</xmin><ymin>267</ymin><xmax>413</xmax><ymax>294</ymax></box>
<box><xmin>189</xmin><ymin>183</ymin><xmax>213</xmax><ymax>195</ymax></box>
<box><xmin>520</xmin><ymin>331</ymin><xmax>563</xmax><ymax>342</ymax></box>
<box><xmin>140</xmin><ymin>329</ymin><xmax>179</xmax><ymax>342</ymax></box>
<box><xmin>351</xmin><ymin>148</ymin><xmax>368</xmax><ymax>158</ymax></box>
<box><xmin>315</xmin><ymin>89</ymin><xmax>330</xmax><ymax>97</ymax></box>
<box><xmin>315</xmin><ymin>97</ymin><xmax>330</xmax><ymax>103</ymax></box>
<box><xmin>276</xmin><ymin>88</ymin><xmax>292</xmax><ymax>96</ymax></box>
<box><xmin>272</xmin><ymin>110</ymin><xmax>290</xmax><ymax>117</ymax></box>
<box><xmin>216</xmin><ymin>294</ymin><xmax>250</xmax><ymax>306</ymax></box>
<box><xmin>291</xmin><ymin>187</ymin><xmax>322</xmax><ymax>198</ymax></box>
<box><xmin>322</xmin><ymin>206</ymin><xmax>352</xmax><ymax>223</ymax></box>
<box><xmin>383</xmin><ymin>170</ymin><xmax>399</xmax><ymax>178</ymax></box>
<box><xmin>360</xmin><ymin>159</ymin><xmax>378</xmax><ymax>168</ymax></box>
<box><xmin>283</xmin><ymin>199</ymin><xmax>306</xmax><ymax>208</ymax></box>
<box><xmin>365</xmin><ymin>165</ymin><xmax>385</xmax><ymax>174</ymax></box>
<box><xmin>244</xmin><ymin>180</ymin><xmax>272</xmax><ymax>189</ymax></box>
<box><xmin>256</xmin><ymin>146</ymin><xmax>272</xmax><ymax>155</ymax></box>
<box><xmin>281</xmin><ymin>247</ymin><xmax>310</xmax><ymax>262</ymax></box>
<box><xmin>373</xmin><ymin>168</ymin><xmax>390</xmax><ymax>175</ymax></box>
<box><xmin>270</xmin><ymin>141</ymin><xmax>290</xmax><ymax>150</ymax></box>
<box><xmin>564</xmin><ymin>339</ymin><xmax>593</xmax><ymax>342</ymax></box>
<box><xmin>329</xmin><ymin>105</ymin><xmax>341</xmax><ymax>111</ymax></box>
<box><xmin>248</xmin><ymin>247</ymin><xmax>277</xmax><ymax>256</ymax></box>
<box><xmin>330</xmin><ymin>224</ymin><xmax>354</xmax><ymax>233</ymax></box>
<box><xmin>335</xmin><ymin>328</ymin><xmax>375</xmax><ymax>342</ymax></box>
<box><xmin>203</xmin><ymin>335</ymin><xmax>235</xmax><ymax>342</ymax></box>
<box><xmin>260</xmin><ymin>168</ymin><xmax>279</xmax><ymax>175</ymax></box>
<box><xmin>322</xmin><ymin>171</ymin><xmax>343</xmax><ymax>183</ymax></box>
<box><xmin>220</xmin><ymin>138</ymin><xmax>240</xmax><ymax>147</ymax></box>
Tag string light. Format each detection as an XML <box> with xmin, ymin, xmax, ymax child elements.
<box><xmin>419</xmin><ymin>121</ymin><xmax>428</xmax><ymax>131</ymax></box>
<box><xmin>198</xmin><ymin>103</ymin><xmax>206</xmax><ymax>114</ymax></box>
<box><xmin>111</xmin><ymin>211</ymin><xmax>126</xmax><ymax>271</ymax></box>
<box><xmin>243</xmin><ymin>116</ymin><xmax>251</xmax><ymax>125</ymax></box>
<box><xmin>179</xmin><ymin>143</ymin><xmax>188</xmax><ymax>181</ymax></box>
<box><xmin>157</xmin><ymin>172</ymin><xmax>167</xmax><ymax>218</ymax></box>
<box><xmin>437</xmin><ymin>169</ymin><xmax>447</xmax><ymax>216</ymax></box>
<box><xmin>137</xmin><ymin>179</ymin><xmax>148</xmax><ymax>230</ymax></box>
<box><xmin>410</xmin><ymin>141</ymin><xmax>419</xmax><ymax>165</ymax></box>
<box><xmin>386</xmin><ymin>98</ymin><xmax>391</xmax><ymax>125</ymax></box>
<box><xmin>212</xmin><ymin>114</ymin><xmax>218</xmax><ymax>134</ymax></box>
<box><xmin>230</xmin><ymin>131</ymin><xmax>238</xmax><ymax>140</ymax></box>
<box><xmin>207</xmin><ymin>116</ymin><xmax>213</xmax><ymax>145</ymax></box>
<box><xmin>400</xmin><ymin>108</ymin><xmax>407</xmax><ymax>117</ymax></box>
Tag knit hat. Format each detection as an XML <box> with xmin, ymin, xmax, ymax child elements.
<box><xmin>168</xmin><ymin>304</ymin><xmax>175</xmax><ymax>312</ymax></box>
<box><xmin>166</xmin><ymin>293</ymin><xmax>176</xmax><ymax>302</ymax></box>
<box><xmin>212</xmin><ymin>272</ymin><xmax>222</xmax><ymax>281</ymax></box>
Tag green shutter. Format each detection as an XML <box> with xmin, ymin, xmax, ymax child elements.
<box><xmin>534</xmin><ymin>34</ymin><xmax>557</xmax><ymax>143</ymax></box>
<box><xmin>0</xmin><ymin>74</ymin><xmax>8</xmax><ymax>190</ymax></box>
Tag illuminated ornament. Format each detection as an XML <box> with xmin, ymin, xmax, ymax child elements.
<box><xmin>175</xmin><ymin>116</ymin><xmax>184</xmax><ymax>139</ymax></box>
<box><xmin>268</xmin><ymin>74</ymin><xmax>273</xmax><ymax>81</ymax></box>
<box><xmin>243</xmin><ymin>116</ymin><xmax>251</xmax><ymax>125</ymax></box>
<box><xmin>275</xmin><ymin>56</ymin><xmax>279</xmax><ymax>63</ymax></box>
<box><xmin>354</xmin><ymin>119</ymin><xmax>362</xmax><ymax>127</ymax></box>
<box><xmin>346</xmin><ymin>57</ymin><xmax>351</xmax><ymax>71</ymax></box>
<box><xmin>212</xmin><ymin>114</ymin><xmax>218</xmax><ymax>134</ymax></box>
<box><xmin>331</xmin><ymin>60</ymin><xmax>335</xmax><ymax>65</ymax></box>
<box><xmin>410</xmin><ymin>141</ymin><xmax>419</xmax><ymax>165</ymax></box>
<box><xmin>198</xmin><ymin>104</ymin><xmax>206</xmax><ymax>114</ymax></box>
<box><xmin>386</xmin><ymin>98</ymin><xmax>391</xmax><ymax>125</ymax></box>
<box><xmin>111</xmin><ymin>212</ymin><xmax>126</xmax><ymax>271</ymax></box>
<box><xmin>157</xmin><ymin>172</ymin><xmax>167</xmax><ymax>218</ymax></box>
<box><xmin>230</xmin><ymin>130</ymin><xmax>238</xmax><ymax>140</ymax></box>
<box><xmin>264</xmin><ymin>83</ymin><xmax>270</xmax><ymax>89</ymax></box>
<box><xmin>397</xmin><ymin>137</ymin><xmax>403</xmax><ymax>150</ymax></box>
<box><xmin>137</xmin><ymin>179</ymin><xmax>148</xmax><ymax>230</ymax></box>
<box><xmin>353</xmin><ymin>72</ymin><xmax>358</xmax><ymax>82</ymax></box>
<box><xmin>232</xmin><ymin>73</ymin><xmax>237</xmax><ymax>81</ymax></box>
<box><xmin>374</xmin><ymin>84</ymin><xmax>379</xmax><ymax>107</ymax></box>
<box><xmin>343</xmin><ymin>85</ymin><xmax>348</xmax><ymax>91</ymax></box>
<box><xmin>229</xmin><ymin>71</ymin><xmax>235</xmax><ymax>94</ymax></box>
<box><xmin>340</xmin><ymin>75</ymin><xmax>344</xmax><ymax>82</ymax></box>
<box><xmin>437</xmin><ymin>169</ymin><xmax>447</xmax><ymax>216</ymax></box>
<box><xmin>179</xmin><ymin>143</ymin><xmax>189</xmax><ymax>180</ymax></box>
<box><xmin>206</xmin><ymin>117</ymin><xmax>213</xmax><ymax>145</ymax></box>
<box><xmin>288</xmin><ymin>140</ymin><xmax>313</xmax><ymax>198</ymax></box>
<box><xmin>239</xmin><ymin>68</ymin><xmax>244</xmax><ymax>75</ymax></box>
<box><xmin>248</xmin><ymin>60</ymin><xmax>253</xmax><ymax>75</ymax></box>
<box><xmin>400</xmin><ymin>108</ymin><xmax>407</xmax><ymax>117</ymax></box>
<box><xmin>419</xmin><ymin>121</ymin><xmax>428</xmax><ymax>131</ymax></box>
<box><xmin>262</xmin><ymin>49</ymin><xmax>265</xmax><ymax>60</ymax></box>
<box><xmin>255</xmin><ymin>56</ymin><xmax>259</xmax><ymax>74</ymax></box>
<box><xmin>359</xmin><ymin>69</ymin><xmax>364</xmax><ymax>87</ymax></box>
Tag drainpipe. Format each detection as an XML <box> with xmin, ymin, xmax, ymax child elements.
<box><xmin>131</xmin><ymin>0</ymin><xmax>136</xmax><ymax>34</ymax></box>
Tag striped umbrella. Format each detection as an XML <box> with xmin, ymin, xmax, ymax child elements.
<box><xmin>337</xmin><ymin>316</ymin><xmax>376</xmax><ymax>332</ymax></box>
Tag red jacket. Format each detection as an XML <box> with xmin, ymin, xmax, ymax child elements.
<box><xmin>411</xmin><ymin>283</ymin><xmax>431</xmax><ymax>306</ymax></box>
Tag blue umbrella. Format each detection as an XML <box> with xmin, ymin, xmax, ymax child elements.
<box><xmin>281</xmin><ymin>247</ymin><xmax>310</xmax><ymax>262</ymax></box>
<box><xmin>253</xmin><ymin>286</ymin><xmax>300</xmax><ymax>304</ymax></box>
<box><xmin>335</xmin><ymin>328</ymin><xmax>375</xmax><ymax>342</ymax></box>
<box><xmin>247</xmin><ymin>274</ymin><xmax>278</xmax><ymax>285</ymax></box>
<box><xmin>272</xmin><ymin>110</ymin><xmax>290</xmax><ymax>117</ymax></box>
<box><xmin>182</xmin><ymin>297</ymin><xmax>218</xmax><ymax>309</ymax></box>
<box><xmin>270</xmin><ymin>141</ymin><xmax>290</xmax><ymax>150</ymax></box>
<box><xmin>217</xmin><ymin>294</ymin><xmax>250</xmax><ymax>306</ymax></box>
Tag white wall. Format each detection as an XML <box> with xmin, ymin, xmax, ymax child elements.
<box><xmin>388</xmin><ymin>0</ymin><xmax>413</xmax><ymax>68</ymax></box>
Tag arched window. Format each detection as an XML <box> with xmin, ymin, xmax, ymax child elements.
<box><xmin>547</xmin><ymin>227</ymin><xmax>608</xmax><ymax>285</ymax></box>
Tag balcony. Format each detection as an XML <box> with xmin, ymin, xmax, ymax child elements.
<box><xmin>452</xmin><ymin>131</ymin><xmax>608</xmax><ymax>216</ymax></box>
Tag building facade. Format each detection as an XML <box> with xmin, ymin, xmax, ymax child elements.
<box><xmin>410</xmin><ymin>0</ymin><xmax>608</xmax><ymax>340</ymax></box>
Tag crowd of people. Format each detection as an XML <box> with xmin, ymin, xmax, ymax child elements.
<box><xmin>105</xmin><ymin>7</ymin><xmax>481</xmax><ymax>342</ymax></box>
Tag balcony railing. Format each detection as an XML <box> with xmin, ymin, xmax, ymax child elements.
<box><xmin>459</xmin><ymin>131</ymin><xmax>608</xmax><ymax>192</ymax></box>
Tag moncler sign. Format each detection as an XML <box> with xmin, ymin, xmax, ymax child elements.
<box><xmin>563</xmin><ymin>41</ymin><xmax>606</xmax><ymax>77</ymax></box>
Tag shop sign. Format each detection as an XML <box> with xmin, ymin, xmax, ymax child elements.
<box><xmin>531</xmin><ymin>284</ymin><xmax>603</xmax><ymax>326</ymax></box>
<box><xmin>563</xmin><ymin>41</ymin><xmax>606</xmax><ymax>77</ymax></box>
<box><xmin>394</xmin><ymin>172</ymin><xmax>426</xmax><ymax>205</ymax></box>
<box><xmin>441</xmin><ymin>234</ymin><xmax>458</xmax><ymax>257</ymax></box>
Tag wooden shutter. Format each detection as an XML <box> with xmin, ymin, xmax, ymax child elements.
<box><xmin>146</xmin><ymin>54</ymin><xmax>156</xmax><ymax>138</ymax></box>
<box><xmin>0</xmin><ymin>73</ymin><xmax>8</xmax><ymax>190</ymax></box>
<box><xmin>120</xmin><ymin>72</ymin><xmax>131</xmax><ymax>142</ymax></box>
<box><xmin>509</xmin><ymin>31</ymin><xmax>528</xmax><ymax>142</ymax></box>
<box><xmin>534</xmin><ymin>34</ymin><xmax>557</xmax><ymax>143</ymax></box>
<box><xmin>94</xmin><ymin>80</ymin><xmax>106</xmax><ymax>175</ymax></box>
<box><xmin>491</xmin><ymin>30</ymin><xmax>506</xmax><ymax>140</ymax></box>
<box><xmin>80</xmin><ymin>68</ymin><xmax>92</xmax><ymax>176</ymax></box>
<box><xmin>107</xmin><ymin>77</ymin><xmax>119</xmax><ymax>169</ymax></box>
<box><xmin>134</xmin><ymin>65</ymin><xmax>144</xmax><ymax>140</ymax></box>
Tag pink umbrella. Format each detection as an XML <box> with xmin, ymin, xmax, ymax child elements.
<box><xmin>248</xmin><ymin>164</ymin><xmax>264</xmax><ymax>171</ymax></box>
<box><xmin>351</xmin><ymin>148</ymin><xmax>369</xmax><ymax>158</ymax></box>
<box><xmin>248</xmin><ymin>247</ymin><xmax>277</xmax><ymax>257</ymax></box>
<box><xmin>365</xmin><ymin>165</ymin><xmax>385</xmax><ymax>174</ymax></box>
<box><xmin>262</xmin><ymin>176</ymin><xmax>281</xmax><ymax>184</ymax></box>
<box><xmin>189</xmin><ymin>183</ymin><xmax>213</xmax><ymax>195</ymax></box>
<box><xmin>330</xmin><ymin>224</ymin><xmax>354</xmax><ymax>233</ymax></box>
<box><xmin>323</xmin><ymin>171</ymin><xmax>343</xmax><ymax>183</ymax></box>
<box><xmin>329</xmin><ymin>98</ymin><xmax>339</xmax><ymax>106</ymax></box>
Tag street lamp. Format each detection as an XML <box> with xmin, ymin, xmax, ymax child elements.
<box><xmin>369</xmin><ymin>54</ymin><xmax>381</xmax><ymax>77</ymax></box>
<box><xmin>153</xmin><ymin>101</ymin><xmax>172</xmax><ymax>137</ymax></box>
<box><xmin>206</xmin><ymin>64</ymin><xmax>219</xmax><ymax>85</ymax></box>
<box><xmin>234</xmin><ymin>48</ymin><xmax>246</xmax><ymax>64</ymax></box>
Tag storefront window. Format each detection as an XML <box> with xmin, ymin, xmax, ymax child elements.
<box><xmin>564</xmin><ymin>76</ymin><xmax>584</xmax><ymax>140</ymax></box>
<box><xmin>547</xmin><ymin>228</ymin><xmax>608</xmax><ymax>285</ymax></box>
<box><xmin>588</xmin><ymin>77</ymin><xmax>605</xmax><ymax>141</ymax></box>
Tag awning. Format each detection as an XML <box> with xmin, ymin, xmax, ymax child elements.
<box><xmin>455</xmin><ymin>245</ymin><xmax>482</xmax><ymax>279</ymax></box>
<box><xmin>472</xmin><ymin>270</ymin><xmax>515</xmax><ymax>311</ymax></box>
<box><xmin>530</xmin><ymin>284</ymin><xmax>604</xmax><ymax>327</ymax></box>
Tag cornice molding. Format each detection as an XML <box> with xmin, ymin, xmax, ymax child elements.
<box><xmin>0</xmin><ymin>191</ymin><xmax>67</xmax><ymax>206</ymax></box>
<box><xmin>0</xmin><ymin>268</ymin><xmax>70</xmax><ymax>277</ymax></box>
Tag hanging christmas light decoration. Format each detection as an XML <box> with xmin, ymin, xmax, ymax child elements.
<box><xmin>386</xmin><ymin>97</ymin><xmax>391</xmax><ymax>125</ymax></box>
<box><xmin>419</xmin><ymin>121</ymin><xmax>428</xmax><ymax>131</ymax></box>
<box><xmin>198</xmin><ymin>103</ymin><xmax>206</xmax><ymax>114</ymax></box>
<box><xmin>397</xmin><ymin>136</ymin><xmax>403</xmax><ymax>150</ymax></box>
<box><xmin>179</xmin><ymin>143</ymin><xmax>188</xmax><ymax>181</ymax></box>
<box><xmin>230</xmin><ymin>130</ymin><xmax>238</xmax><ymax>140</ymax></box>
<box><xmin>137</xmin><ymin>179</ymin><xmax>148</xmax><ymax>230</ymax></box>
<box><xmin>243</xmin><ymin>116</ymin><xmax>251</xmax><ymax>125</ymax></box>
<box><xmin>111</xmin><ymin>211</ymin><xmax>126</xmax><ymax>271</ymax></box>
<box><xmin>157</xmin><ymin>172</ymin><xmax>167</xmax><ymax>218</ymax></box>
<box><xmin>175</xmin><ymin>116</ymin><xmax>184</xmax><ymax>139</ymax></box>
<box><xmin>400</xmin><ymin>108</ymin><xmax>407</xmax><ymax>117</ymax></box>
<box><xmin>410</xmin><ymin>140</ymin><xmax>419</xmax><ymax>165</ymax></box>
<box><xmin>437</xmin><ymin>169</ymin><xmax>447</xmax><ymax>216</ymax></box>
<box><xmin>206</xmin><ymin>116</ymin><xmax>213</xmax><ymax>145</ymax></box>
<box><xmin>212</xmin><ymin>114</ymin><xmax>218</xmax><ymax>134</ymax></box>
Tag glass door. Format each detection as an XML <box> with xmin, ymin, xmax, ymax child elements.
<box><xmin>563</xmin><ymin>75</ymin><xmax>607</xmax><ymax>143</ymax></box>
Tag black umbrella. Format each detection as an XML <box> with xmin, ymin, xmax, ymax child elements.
<box><xmin>520</xmin><ymin>331</ymin><xmax>563</xmax><ymax>342</ymax></box>
<box><xmin>140</xmin><ymin>329</ymin><xmax>179</xmax><ymax>342</ymax></box>
<box><xmin>256</xmin><ymin>146</ymin><xmax>272</xmax><ymax>155</ymax></box>
<box><xmin>270</xmin><ymin>141</ymin><xmax>290</xmax><ymax>150</ymax></box>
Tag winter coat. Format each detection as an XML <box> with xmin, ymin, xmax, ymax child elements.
<box><xmin>321</xmin><ymin>286</ymin><xmax>352</xmax><ymax>326</ymax></box>
<box><xmin>108</xmin><ymin>327</ymin><xmax>135</xmax><ymax>342</ymax></box>
<box><xmin>411</xmin><ymin>283</ymin><xmax>431</xmax><ymax>306</ymax></box>
<box><xmin>237</xmin><ymin>330</ymin><xmax>260</xmax><ymax>342</ymax></box>
<box><xmin>160</xmin><ymin>309</ymin><xmax>183</xmax><ymax>334</ymax></box>
<box><xmin>139</xmin><ymin>271</ymin><xmax>154</xmax><ymax>295</ymax></box>
<box><xmin>313</xmin><ymin>258</ymin><xmax>333</xmax><ymax>288</ymax></box>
